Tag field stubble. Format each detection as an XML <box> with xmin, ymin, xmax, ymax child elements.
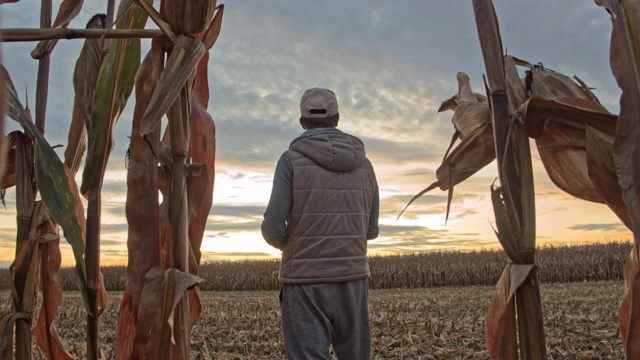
<box><xmin>0</xmin><ymin>242</ymin><xmax>630</xmax><ymax>359</ymax></box>
<box><xmin>15</xmin><ymin>281</ymin><xmax>624</xmax><ymax>359</ymax></box>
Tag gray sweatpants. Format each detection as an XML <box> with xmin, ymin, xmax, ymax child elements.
<box><xmin>280</xmin><ymin>279</ymin><xmax>371</xmax><ymax>360</ymax></box>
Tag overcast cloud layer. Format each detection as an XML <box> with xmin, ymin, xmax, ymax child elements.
<box><xmin>0</xmin><ymin>1</ymin><xmax>632</xmax><ymax>265</ymax></box>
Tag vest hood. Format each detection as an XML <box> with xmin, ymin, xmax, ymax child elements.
<box><xmin>289</xmin><ymin>129</ymin><xmax>366</xmax><ymax>172</ymax></box>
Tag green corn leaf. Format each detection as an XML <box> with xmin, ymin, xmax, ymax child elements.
<box><xmin>80</xmin><ymin>0</ymin><xmax>150</xmax><ymax>196</ymax></box>
<box><xmin>2</xmin><ymin>65</ymin><xmax>89</xmax><ymax>308</ymax></box>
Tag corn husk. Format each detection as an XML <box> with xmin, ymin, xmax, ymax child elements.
<box><xmin>398</xmin><ymin>73</ymin><xmax>493</xmax><ymax>222</ymax></box>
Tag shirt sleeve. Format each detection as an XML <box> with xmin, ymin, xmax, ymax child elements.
<box><xmin>367</xmin><ymin>182</ymin><xmax>380</xmax><ymax>240</ymax></box>
<box><xmin>261</xmin><ymin>154</ymin><xmax>293</xmax><ymax>250</ymax></box>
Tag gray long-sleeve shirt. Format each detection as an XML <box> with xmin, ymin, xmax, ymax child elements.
<box><xmin>261</xmin><ymin>128</ymin><xmax>380</xmax><ymax>250</ymax></box>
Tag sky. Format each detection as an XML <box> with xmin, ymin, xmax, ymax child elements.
<box><xmin>0</xmin><ymin>1</ymin><xmax>633</xmax><ymax>267</ymax></box>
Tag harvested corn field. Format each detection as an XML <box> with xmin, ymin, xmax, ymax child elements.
<box><xmin>11</xmin><ymin>280</ymin><xmax>624</xmax><ymax>359</ymax></box>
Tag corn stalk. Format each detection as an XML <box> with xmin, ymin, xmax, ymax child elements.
<box><xmin>113</xmin><ymin>1</ymin><xmax>222</xmax><ymax>358</ymax></box>
<box><xmin>472</xmin><ymin>2</ymin><xmax>546</xmax><ymax>359</ymax></box>
<box><xmin>78</xmin><ymin>1</ymin><xmax>150</xmax><ymax>357</ymax></box>
<box><xmin>595</xmin><ymin>0</ymin><xmax>640</xmax><ymax>357</ymax></box>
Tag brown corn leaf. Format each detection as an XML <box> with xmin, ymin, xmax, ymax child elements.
<box><xmin>134</xmin><ymin>267</ymin><xmax>203</xmax><ymax>360</ymax></box>
<box><xmin>0</xmin><ymin>312</ymin><xmax>29</xmax><ymax>356</ymax></box>
<box><xmin>186</xmin><ymin>52</ymin><xmax>216</xmax><ymax>326</ymax></box>
<box><xmin>65</xmin><ymin>14</ymin><xmax>107</xmax><ymax>174</ymax></box>
<box><xmin>528</xmin><ymin>64</ymin><xmax>601</xmax><ymax>101</ymax></box>
<box><xmin>0</xmin><ymin>132</ymin><xmax>20</xmax><ymax>190</ymax></box>
<box><xmin>115</xmin><ymin>286</ymin><xmax>136</xmax><ymax>360</ymax></box>
<box><xmin>34</xmin><ymin>224</ymin><xmax>73</xmax><ymax>360</ymax></box>
<box><xmin>400</xmin><ymin>72</ymin><xmax>494</xmax><ymax>220</ymax></box>
<box><xmin>504</xmin><ymin>56</ymin><xmax>526</xmax><ymax>114</ymax></box>
<box><xmin>619</xmin><ymin>243</ymin><xmax>640</xmax><ymax>355</ymax></box>
<box><xmin>126</xmin><ymin>37</ymin><xmax>163</xmax><ymax>316</ymax></box>
<box><xmin>586</xmin><ymin>126</ymin><xmax>632</xmax><ymax>229</ymax></box>
<box><xmin>139</xmin><ymin>35</ymin><xmax>206</xmax><ymax>137</ymax></box>
<box><xmin>115</xmin><ymin>38</ymin><xmax>164</xmax><ymax>360</ymax></box>
<box><xmin>187</xmin><ymin>52</ymin><xmax>215</xmax><ymax>273</ymax></box>
<box><xmin>31</xmin><ymin>0</ymin><xmax>84</xmax><ymax>59</ymax></box>
<box><xmin>202</xmin><ymin>4</ymin><xmax>224</xmax><ymax>50</ymax></box>
<box><xmin>0</xmin><ymin>308</ymin><xmax>13</xmax><ymax>359</ymax></box>
<box><xmin>485</xmin><ymin>263</ymin><xmax>535</xmax><ymax>360</ymax></box>
<box><xmin>517</xmin><ymin>95</ymin><xmax>617</xmax><ymax>204</ymax></box>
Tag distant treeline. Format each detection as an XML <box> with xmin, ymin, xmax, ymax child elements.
<box><xmin>0</xmin><ymin>241</ymin><xmax>632</xmax><ymax>292</ymax></box>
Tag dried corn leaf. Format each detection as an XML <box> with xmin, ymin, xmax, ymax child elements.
<box><xmin>139</xmin><ymin>35</ymin><xmax>206</xmax><ymax>137</ymax></box>
<box><xmin>187</xmin><ymin>53</ymin><xmax>215</xmax><ymax>274</ymax></box>
<box><xmin>34</xmin><ymin>225</ymin><xmax>72</xmax><ymax>360</ymax></box>
<box><xmin>115</xmin><ymin>38</ymin><xmax>164</xmax><ymax>359</ymax></box>
<box><xmin>619</xmin><ymin>244</ymin><xmax>640</xmax><ymax>355</ymax></box>
<box><xmin>202</xmin><ymin>4</ymin><xmax>224</xmax><ymax>51</ymax></box>
<box><xmin>115</xmin><ymin>286</ymin><xmax>136</xmax><ymax>360</ymax></box>
<box><xmin>0</xmin><ymin>132</ymin><xmax>20</xmax><ymax>190</ymax></box>
<box><xmin>528</xmin><ymin>65</ymin><xmax>601</xmax><ymax>101</ymax></box>
<box><xmin>452</xmin><ymin>102</ymin><xmax>490</xmax><ymax>139</ymax></box>
<box><xmin>586</xmin><ymin>126</ymin><xmax>632</xmax><ymax>229</ymax></box>
<box><xmin>11</xmin><ymin>201</ymin><xmax>49</xmax><ymax>358</ymax></box>
<box><xmin>504</xmin><ymin>56</ymin><xmax>526</xmax><ymax>114</ymax></box>
<box><xmin>400</xmin><ymin>74</ymin><xmax>494</xmax><ymax>221</ymax></box>
<box><xmin>64</xmin><ymin>14</ymin><xmax>107</xmax><ymax>174</ymax></box>
<box><xmin>485</xmin><ymin>263</ymin><xmax>534</xmax><ymax>360</ymax></box>
<box><xmin>134</xmin><ymin>267</ymin><xmax>203</xmax><ymax>360</ymax></box>
<box><xmin>186</xmin><ymin>53</ymin><xmax>216</xmax><ymax>326</ymax></box>
<box><xmin>517</xmin><ymin>96</ymin><xmax>617</xmax><ymax>203</ymax></box>
<box><xmin>31</xmin><ymin>0</ymin><xmax>84</xmax><ymax>59</ymax></box>
<box><xmin>0</xmin><ymin>312</ymin><xmax>29</xmax><ymax>356</ymax></box>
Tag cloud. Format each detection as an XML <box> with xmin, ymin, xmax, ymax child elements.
<box><xmin>0</xmin><ymin>0</ymin><xmax>629</xmax><ymax>263</ymax></box>
<box><xmin>568</xmin><ymin>223</ymin><xmax>627</xmax><ymax>232</ymax></box>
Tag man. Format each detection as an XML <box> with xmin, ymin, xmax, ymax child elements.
<box><xmin>262</xmin><ymin>87</ymin><xmax>380</xmax><ymax>359</ymax></box>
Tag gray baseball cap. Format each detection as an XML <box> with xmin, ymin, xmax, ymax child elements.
<box><xmin>300</xmin><ymin>88</ymin><xmax>339</xmax><ymax>118</ymax></box>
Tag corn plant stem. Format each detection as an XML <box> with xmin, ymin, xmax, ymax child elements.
<box><xmin>15</xmin><ymin>136</ymin><xmax>35</xmax><ymax>360</ymax></box>
<box><xmin>168</xmin><ymin>84</ymin><xmax>191</xmax><ymax>359</ymax></box>
<box><xmin>35</xmin><ymin>0</ymin><xmax>51</xmax><ymax>144</ymax></box>
<box><xmin>86</xmin><ymin>191</ymin><xmax>101</xmax><ymax>360</ymax></box>
<box><xmin>104</xmin><ymin>0</ymin><xmax>115</xmax><ymax>54</ymax></box>
<box><xmin>40</xmin><ymin>242</ymin><xmax>55</xmax><ymax>359</ymax></box>
<box><xmin>0</xmin><ymin>28</ymin><xmax>163</xmax><ymax>42</ymax></box>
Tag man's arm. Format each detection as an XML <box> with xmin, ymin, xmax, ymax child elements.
<box><xmin>261</xmin><ymin>154</ymin><xmax>293</xmax><ymax>250</ymax></box>
<box><xmin>367</xmin><ymin>183</ymin><xmax>380</xmax><ymax>240</ymax></box>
